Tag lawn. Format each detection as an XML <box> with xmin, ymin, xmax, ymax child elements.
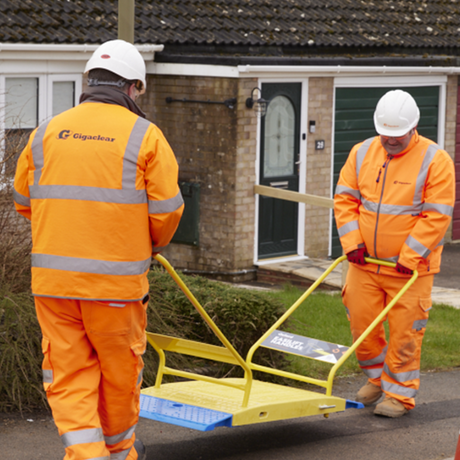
<box><xmin>263</xmin><ymin>285</ymin><xmax>460</xmax><ymax>380</ymax></box>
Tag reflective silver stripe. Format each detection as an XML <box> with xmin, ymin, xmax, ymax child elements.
<box><xmin>111</xmin><ymin>448</ymin><xmax>131</xmax><ymax>460</ymax></box>
<box><xmin>379</xmin><ymin>255</ymin><xmax>399</xmax><ymax>263</ymax></box>
<box><xmin>122</xmin><ymin>117</ymin><xmax>151</xmax><ymax>190</ymax></box>
<box><xmin>381</xmin><ymin>380</ymin><xmax>418</xmax><ymax>398</ymax></box>
<box><xmin>13</xmin><ymin>189</ymin><xmax>31</xmax><ymax>207</ymax></box>
<box><xmin>29</xmin><ymin>185</ymin><xmax>147</xmax><ymax>204</ymax></box>
<box><xmin>413</xmin><ymin>143</ymin><xmax>439</xmax><ymax>206</ymax></box>
<box><xmin>31</xmin><ymin>254</ymin><xmax>151</xmax><ymax>276</ymax></box>
<box><xmin>422</xmin><ymin>202</ymin><xmax>454</xmax><ymax>216</ymax></box>
<box><xmin>357</xmin><ymin>141</ymin><xmax>442</xmax><ymax>220</ymax></box>
<box><xmin>61</xmin><ymin>427</ymin><xmax>104</xmax><ymax>448</ymax></box>
<box><xmin>356</xmin><ymin>137</ymin><xmax>375</xmax><ymax>179</ymax></box>
<box><xmin>42</xmin><ymin>369</ymin><xmax>53</xmax><ymax>383</ymax></box>
<box><xmin>358</xmin><ymin>346</ymin><xmax>388</xmax><ymax>367</ymax></box>
<box><xmin>137</xmin><ymin>368</ymin><xmax>144</xmax><ymax>386</ymax></box>
<box><xmin>335</xmin><ymin>185</ymin><xmax>361</xmax><ymax>200</ymax></box>
<box><xmin>383</xmin><ymin>363</ymin><xmax>420</xmax><ymax>382</ymax></box>
<box><xmin>344</xmin><ymin>306</ymin><xmax>350</xmax><ymax>316</ymax></box>
<box><xmin>362</xmin><ymin>367</ymin><xmax>383</xmax><ymax>379</ymax></box>
<box><xmin>31</xmin><ymin>121</ymin><xmax>51</xmax><ymax>186</ymax></box>
<box><xmin>413</xmin><ymin>319</ymin><xmax>428</xmax><ymax>330</ymax></box>
<box><xmin>148</xmin><ymin>190</ymin><xmax>184</xmax><ymax>214</ymax></box>
<box><xmin>405</xmin><ymin>235</ymin><xmax>430</xmax><ymax>258</ymax></box>
<box><xmin>362</xmin><ymin>198</ymin><xmax>423</xmax><ymax>216</ymax></box>
<box><xmin>338</xmin><ymin>220</ymin><xmax>359</xmax><ymax>237</ymax></box>
<box><xmin>436</xmin><ymin>238</ymin><xmax>445</xmax><ymax>248</ymax></box>
<box><xmin>105</xmin><ymin>424</ymin><xmax>137</xmax><ymax>445</ymax></box>
<box><xmin>29</xmin><ymin>117</ymin><xmax>151</xmax><ymax>205</ymax></box>
<box><xmin>108</xmin><ymin>303</ymin><xmax>126</xmax><ymax>308</ymax></box>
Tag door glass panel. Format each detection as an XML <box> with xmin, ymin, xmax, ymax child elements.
<box><xmin>263</xmin><ymin>95</ymin><xmax>295</xmax><ymax>178</ymax></box>
<box><xmin>53</xmin><ymin>81</ymin><xmax>75</xmax><ymax>116</ymax></box>
<box><xmin>5</xmin><ymin>78</ymin><xmax>38</xmax><ymax>129</ymax></box>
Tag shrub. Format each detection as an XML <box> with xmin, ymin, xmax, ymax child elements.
<box><xmin>144</xmin><ymin>267</ymin><xmax>287</xmax><ymax>385</ymax></box>
<box><xmin>0</xmin><ymin>292</ymin><xmax>45</xmax><ymax>412</ymax></box>
<box><xmin>0</xmin><ymin>130</ymin><xmax>32</xmax><ymax>294</ymax></box>
<box><xmin>0</xmin><ymin>268</ymin><xmax>287</xmax><ymax>412</ymax></box>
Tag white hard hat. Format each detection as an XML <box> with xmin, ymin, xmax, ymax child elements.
<box><xmin>373</xmin><ymin>90</ymin><xmax>420</xmax><ymax>137</ymax></box>
<box><xmin>85</xmin><ymin>39</ymin><xmax>146</xmax><ymax>94</ymax></box>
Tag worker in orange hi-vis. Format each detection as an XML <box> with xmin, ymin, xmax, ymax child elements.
<box><xmin>455</xmin><ymin>430</ymin><xmax>460</xmax><ymax>460</ymax></box>
<box><xmin>334</xmin><ymin>90</ymin><xmax>455</xmax><ymax>418</ymax></box>
<box><xmin>13</xmin><ymin>39</ymin><xmax>184</xmax><ymax>460</ymax></box>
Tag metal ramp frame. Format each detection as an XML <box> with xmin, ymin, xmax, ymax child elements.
<box><xmin>140</xmin><ymin>255</ymin><xmax>418</xmax><ymax>431</ymax></box>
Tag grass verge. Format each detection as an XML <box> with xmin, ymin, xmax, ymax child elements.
<box><xmin>264</xmin><ymin>285</ymin><xmax>460</xmax><ymax>380</ymax></box>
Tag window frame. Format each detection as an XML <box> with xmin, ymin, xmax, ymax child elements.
<box><xmin>0</xmin><ymin>73</ymin><xmax>82</xmax><ymax>175</ymax></box>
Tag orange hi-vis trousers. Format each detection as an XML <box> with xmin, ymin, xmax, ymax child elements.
<box><xmin>35</xmin><ymin>296</ymin><xmax>148</xmax><ymax>460</ymax></box>
<box><xmin>342</xmin><ymin>263</ymin><xmax>433</xmax><ymax>410</ymax></box>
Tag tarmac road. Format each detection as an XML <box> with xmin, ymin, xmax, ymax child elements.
<box><xmin>2</xmin><ymin>369</ymin><xmax>460</xmax><ymax>460</ymax></box>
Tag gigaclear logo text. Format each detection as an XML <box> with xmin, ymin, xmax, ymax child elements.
<box><xmin>57</xmin><ymin>129</ymin><xmax>115</xmax><ymax>142</ymax></box>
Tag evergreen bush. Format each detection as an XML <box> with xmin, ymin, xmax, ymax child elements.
<box><xmin>0</xmin><ymin>268</ymin><xmax>287</xmax><ymax>412</ymax></box>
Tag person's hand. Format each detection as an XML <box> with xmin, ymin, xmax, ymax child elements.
<box><xmin>347</xmin><ymin>248</ymin><xmax>368</xmax><ymax>265</ymax></box>
<box><xmin>396</xmin><ymin>262</ymin><xmax>413</xmax><ymax>275</ymax></box>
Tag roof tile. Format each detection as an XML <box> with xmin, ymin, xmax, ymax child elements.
<box><xmin>1</xmin><ymin>0</ymin><xmax>460</xmax><ymax>52</ymax></box>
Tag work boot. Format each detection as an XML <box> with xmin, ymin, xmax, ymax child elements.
<box><xmin>134</xmin><ymin>439</ymin><xmax>147</xmax><ymax>460</ymax></box>
<box><xmin>355</xmin><ymin>381</ymin><xmax>383</xmax><ymax>406</ymax></box>
<box><xmin>374</xmin><ymin>396</ymin><xmax>408</xmax><ymax>418</ymax></box>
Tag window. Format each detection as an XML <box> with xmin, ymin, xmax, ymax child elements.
<box><xmin>1</xmin><ymin>74</ymin><xmax>81</xmax><ymax>175</ymax></box>
<box><xmin>52</xmin><ymin>81</ymin><xmax>75</xmax><ymax>117</ymax></box>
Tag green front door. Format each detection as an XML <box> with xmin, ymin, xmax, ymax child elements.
<box><xmin>258</xmin><ymin>83</ymin><xmax>301</xmax><ymax>259</ymax></box>
<box><xmin>331</xmin><ymin>86</ymin><xmax>440</xmax><ymax>258</ymax></box>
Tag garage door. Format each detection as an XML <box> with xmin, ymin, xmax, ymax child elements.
<box><xmin>453</xmin><ymin>87</ymin><xmax>460</xmax><ymax>240</ymax></box>
<box><xmin>331</xmin><ymin>86</ymin><xmax>440</xmax><ymax>258</ymax></box>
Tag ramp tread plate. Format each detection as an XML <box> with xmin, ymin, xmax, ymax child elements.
<box><xmin>140</xmin><ymin>394</ymin><xmax>233</xmax><ymax>431</ymax></box>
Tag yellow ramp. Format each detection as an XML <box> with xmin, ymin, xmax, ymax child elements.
<box><xmin>139</xmin><ymin>255</ymin><xmax>418</xmax><ymax>431</ymax></box>
<box><xmin>141</xmin><ymin>378</ymin><xmax>347</xmax><ymax>429</ymax></box>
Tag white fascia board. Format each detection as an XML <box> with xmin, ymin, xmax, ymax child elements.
<box><xmin>0</xmin><ymin>43</ymin><xmax>163</xmax><ymax>59</ymax></box>
<box><xmin>1</xmin><ymin>59</ymin><xmax>88</xmax><ymax>74</ymax></box>
<box><xmin>237</xmin><ymin>65</ymin><xmax>460</xmax><ymax>78</ymax></box>
<box><xmin>148</xmin><ymin>63</ymin><xmax>460</xmax><ymax>79</ymax></box>
<box><xmin>0</xmin><ymin>43</ymin><xmax>164</xmax><ymax>74</ymax></box>
<box><xmin>148</xmin><ymin>62</ymin><xmax>239</xmax><ymax>78</ymax></box>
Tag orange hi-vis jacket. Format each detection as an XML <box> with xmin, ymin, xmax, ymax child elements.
<box><xmin>334</xmin><ymin>132</ymin><xmax>455</xmax><ymax>276</ymax></box>
<box><xmin>14</xmin><ymin>101</ymin><xmax>184</xmax><ymax>301</ymax></box>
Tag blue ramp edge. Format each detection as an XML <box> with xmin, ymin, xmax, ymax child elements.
<box><xmin>139</xmin><ymin>394</ymin><xmax>233</xmax><ymax>431</ymax></box>
<box><xmin>346</xmin><ymin>399</ymin><xmax>365</xmax><ymax>409</ymax></box>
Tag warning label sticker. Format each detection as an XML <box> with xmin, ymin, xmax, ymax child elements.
<box><xmin>261</xmin><ymin>330</ymin><xmax>349</xmax><ymax>363</ymax></box>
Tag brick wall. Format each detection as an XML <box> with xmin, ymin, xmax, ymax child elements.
<box><xmin>141</xmin><ymin>75</ymin><xmax>258</xmax><ymax>278</ymax></box>
<box><xmin>445</xmin><ymin>75</ymin><xmax>457</xmax><ymax>162</ymax></box>
<box><xmin>304</xmin><ymin>77</ymin><xmax>334</xmax><ymax>258</ymax></box>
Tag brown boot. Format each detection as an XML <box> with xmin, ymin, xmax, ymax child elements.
<box><xmin>374</xmin><ymin>396</ymin><xmax>408</xmax><ymax>418</ymax></box>
<box><xmin>355</xmin><ymin>382</ymin><xmax>383</xmax><ymax>406</ymax></box>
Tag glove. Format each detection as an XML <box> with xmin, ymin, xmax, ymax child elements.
<box><xmin>396</xmin><ymin>262</ymin><xmax>413</xmax><ymax>275</ymax></box>
<box><xmin>347</xmin><ymin>248</ymin><xmax>368</xmax><ymax>265</ymax></box>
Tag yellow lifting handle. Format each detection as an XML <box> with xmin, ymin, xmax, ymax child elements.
<box><xmin>325</xmin><ymin>257</ymin><xmax>418</xmax><ymax>395</ymax></box>
<box><xmin>245</xmin><ymin>256</ymin><xmax>418</xmax><ymax>396</ymax></box>
<box><xmin>153</xmin><ymin>254</ymin><xmax>255</xmax><ymax>407</ymax></box>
